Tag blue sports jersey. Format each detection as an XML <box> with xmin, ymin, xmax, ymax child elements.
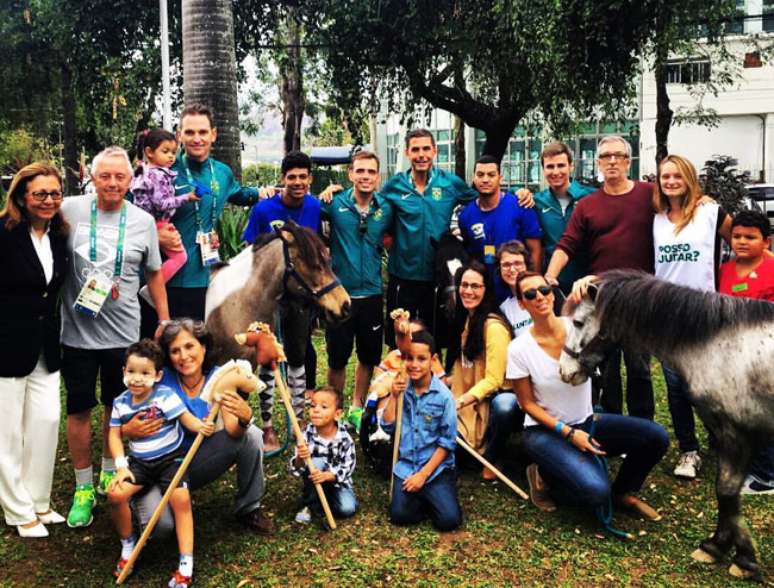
<box><xmin>242</xmin><ymin>193</ymin><xmax>321</xmax><ymax>243</ymax></box>
<box><xmin>458</xmin><ymin>192</ymin><xmax>542</xmax><ymax>301</ymax></box>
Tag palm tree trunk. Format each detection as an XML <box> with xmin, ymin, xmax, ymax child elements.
<box><xmin>182</xmin><ymin>0</ymin><xmax>242</xmax><ymax>178</ymax></box>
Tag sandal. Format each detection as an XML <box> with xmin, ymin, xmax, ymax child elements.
<box><xmin>614</xmin><ymin>495</ymin><xmax>662</xmax><ymax>521</ymax></box>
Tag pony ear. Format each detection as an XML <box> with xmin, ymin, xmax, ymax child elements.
<box><xmin>588</xmin><ymin>283</ymin><xmax>599</xmax><ymax>302</ymax></box>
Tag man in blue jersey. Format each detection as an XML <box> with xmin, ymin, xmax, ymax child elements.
<box><xmin>241</xmin><ymin>151</ymin><xmax>320</xmax><ymax>451</ymax></box>
<box><xmin>458</xmin><ymin>155</ymin><xmax>542</xmax><ymax>303</ymax></box>
<box><xmin>380</xmin><ymin>129</ymin><xmax>478</xmax><ymax>348</ymax></box>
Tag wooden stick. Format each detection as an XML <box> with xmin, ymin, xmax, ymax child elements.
<box><xmin>273</xmin><ymin>365</ymin><xmax>337</xmax><ymax>530</ymax></box>
<box><xmin>116</xmin><ymin>401</ymin><xmax>221</xmax><ymax>584</ymax></box>
<box><xmin>388</xmin><ymin>389</ymin><xmax>404</xmax><ymax>498</ymax></box>
<box><xmin>456</xmin><ymin>435</ymin><xmax>529</xmax><ymax>500</ymax></box>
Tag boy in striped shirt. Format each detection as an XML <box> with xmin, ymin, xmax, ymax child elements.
<box><xmin>106</xmin><ymin>340</ymin><xmax>214</xmax><ymax>587</ymax></box>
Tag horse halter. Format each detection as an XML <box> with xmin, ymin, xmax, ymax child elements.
<box><xmin>280</xmin><ymin>237</ymin><xmax>341</xmax><ymax>299</ymax></box>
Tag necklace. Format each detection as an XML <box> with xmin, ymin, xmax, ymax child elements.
<box><xmin>178</xmin><ymin>373</ymin><xmax>205</xmax><ymax>396</ymax></box>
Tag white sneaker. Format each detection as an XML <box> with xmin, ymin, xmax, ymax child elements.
<box><xmin>37</xmin><ymin>510</ymin><xmax>66</xmax><ymax>525</ymax></box>
<box><xmin>740</xmin><ymin>475</ymin><xmax>774</xmax><ymax>495</ymax></box>
<box><xmin>294</xmin><ymin>506</ymin><xmax>312</xmax><ymax>524</ymax></box>
<box><xmin>673</xmin><ymin>451</ymin><xmax>701</xmax><ymax>479</ymax></box>
<box><xmin>17</xmin><ymin>521</ymin><xmax>48</xmax><ymax>538</ymax></box>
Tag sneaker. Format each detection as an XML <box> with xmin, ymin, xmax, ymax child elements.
<box><xmin>240</xmin><ymin>506</ymin><xmax>275</xmax><ymax>535</ymax></box>
<box><xmin>67</xmin><ymin>484</ymin><xmax>96</xmax><ymax>528</ymax></box>
<box><xmin>295</xmin><ymin>506</ymin><xmax>312</xmax><ymax>524</ymax></box>
<box><xmin>346</xmin><ymin>406</ymin><xmax>364</xmax><ymax>433</ymax></box>
<box><xmin>168</xmin><ymin>570</ymin><xmax>192</xmax><ymax>588</ymax></box>
<box><xmin>112</xmin><ymin>557</ymin><xmax>133</xmax><ymax>579</ymax></box>
<box><xmin>741</xmin><ymin>476</ymin><xmax>774</xmax><ymax>495</ymax></box>
<box><xmin>673</xmin><ymin>451</ymin><xmax>701</xmax><ymax>479</ymax></box>
<box><xmin>97</xmin><ymin>470</ymin><xmax>115</xmax><ymax>496</ymax></box>
<box><xmin>526</xmin><ymin>464</ymin><xmax>557</xmax><ymax>513</ymax></box>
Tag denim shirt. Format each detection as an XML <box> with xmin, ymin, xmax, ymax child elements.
<box><xmin>381</xmin><ymin>375</ymin><xmax>457</xmax><ymax>482</ymax></box>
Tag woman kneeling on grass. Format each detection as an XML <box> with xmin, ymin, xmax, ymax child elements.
<box><xmin>506</xmin><ymin>271</ymin><xmax>669</xmax><ymax>518</ymax></box>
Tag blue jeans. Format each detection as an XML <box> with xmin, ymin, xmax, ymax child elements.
<box><xmin>390</xmin><ymin>468</ymin><xmax>462</xmax><ymax>531</ymax></box>
<box><xmin>750</xmin><ymin>445</ymin><xmax>774</xmax><ymax>486</ymax></box>
<box><xmin>661</xmin><ymin>363</ymin><xmax>699</xmax><ymax>453</ymax></box>
<box><xmin>484</xmin><ymin>392</ymin><xmax>524</xmax><ymax>462</ymax></box>
<box><xmin>522</xmin><ymin>414</ymin><xmax>668</xmax><ymax>509</ymax></box>
<box><xmin>302</xmin><ymin>458</ymin><xmax>358</xmax><ymax>518</ymax></box>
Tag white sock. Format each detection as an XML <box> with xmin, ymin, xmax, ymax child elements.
<box><xmin>101</xmin><ymin>456</ymin><xmax>116</xmax><ymax>473</ymax></box>
<box><xmin>179</xmin><ymin>553</ymin><xmax>194</xmax><ymax>577</ymax></box>
<box><xmin>120</xmin><ymin>535</ymin><xmax>136</xmax><ymax>559</ymax></box>
<box><xmin>74</xmin><ymin>466</ymin><xmax>93</xmax><ymax>487</ymax></box>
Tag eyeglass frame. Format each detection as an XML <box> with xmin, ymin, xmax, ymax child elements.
<box><xmin>28</xmin><ymin>190</ymin><xmax>64</xmax><ymax>202</ymax></box>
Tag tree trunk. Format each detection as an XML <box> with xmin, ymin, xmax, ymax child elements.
<box><xmin>654</xmin><ymin>51</ymin><xmax>673</xmax><ymax>166</ymax></box>
<box><xmin>182</xmin><ymin>0</ymin><xmax>242</xmax><ymax>179</ymax></box>
<box><xmin>479</xmin><ymin>115</ymin><xmax>519</xmax><ymax>163</ymax></box>
<box><xmin>280</xmin><ymin>9</ymin><xmax>304</xmax><ymax>154</ymax></box>
<box><xmin>60</xmin><ymin>62</ymin><xmax>79</xmax><ymax>195</ymax></box>
<box><xmin>453</xmin><ymin>115</ymin><xmax>466</xmax><ymax>180</ymax></box>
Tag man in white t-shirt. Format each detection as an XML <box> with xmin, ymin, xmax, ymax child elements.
<box><xmin>496</xmin><ymin>240</ymin><xmax>534</xmax><ymax>338</ymax></box>
<box><xmin>59</xmin><ymin>146</ymin><xmax>169</xmax><ymax>528</ymax></box>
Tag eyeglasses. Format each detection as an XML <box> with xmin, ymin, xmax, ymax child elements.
<box><xmin>522</xmin><ymin>285</ymin><xmax>552</xmax><ymax>300</ymax></box>
<box><xmin>29</xmin><ymin>190</ymin><xmax>63</xmax><ymax>201</ymax></box>
<box><xmin>459</xmin><ymin>282</ymin><xmax>485</xmax><ymax>291</ymax></box>
<box><xmin>500</xmin><ymin>261</ymin><xmax>526</xmax><ymax>271</ymax></box>
<box><xmin>598</xmin><ymin>152</ymin><xmax>629</xmax><ymax>162</ymax></box>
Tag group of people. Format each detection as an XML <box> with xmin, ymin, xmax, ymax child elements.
<box><xmin>1</xmin><ymin>100</ymin><xmax>772</xmax><ymax>586</ymax></box>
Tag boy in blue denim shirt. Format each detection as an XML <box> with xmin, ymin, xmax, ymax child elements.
<box><xmin>381</xmin><ymin>330</ymin><xmax>461</xmax><ymax>531</ymax></box>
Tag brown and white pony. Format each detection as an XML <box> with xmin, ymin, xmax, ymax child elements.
<box><xmin>204</xmin><ymin>221</ymin><xmax>351</xmax><ymax>366</ymax></box>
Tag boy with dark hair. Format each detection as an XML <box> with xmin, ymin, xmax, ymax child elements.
<box><xmin>291</xmin><ymin>386</ymin><xmax>357</xmax><ymax>524</ymax></box>
<box><xmin>719</xmin><ymin>209</ymin><xmax>774</xmax><ymax>494</ymax></box>
<box><xmin>381</xmin><ymin>330</ymin><xmax>462</xmax><ymax>531</ymax></box>
<box><xmin>107</xmin><ymin>339</ymin><xmax>215</xmax><ymax>586</ymax></box>
<box><xmin>241</xmin><ymin>150</ymin><xmax>321</xmax><ymax>451</ymax></box>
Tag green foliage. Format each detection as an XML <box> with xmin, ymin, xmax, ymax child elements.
<box><xmin>0</xmin><ymin>128</ymin><xmax>56</xmax><ymax>174</ymax></box>
<box><xmin>311</xmin><ymin>168</ymin><xmax>349</xmax><ymax>196</ymax></box>
<box><xmin>217</xmin><ymin>204</ymin><xmax>250</xmax><ymax>260</ymax></box>
<box><xmin>243</xmin><ymin>162</ymin><xmax>281</xmax><ymax>187</ymax></box>
<box><xmin>700</xmin><ymin>155</ymin><xmax>751</xmax><ymax>215</ymax></box>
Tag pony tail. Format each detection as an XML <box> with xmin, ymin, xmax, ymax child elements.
<box><xmin>134</xmin><ymin>129</ymin><xmax>149</xmax><ymax>176</ymax></box>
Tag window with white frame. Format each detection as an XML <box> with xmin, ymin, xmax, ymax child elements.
<box><xmin>665</xmin><ymin>59</ymin><xmax>711</xmax><ymax>84</ymax></box>
<box><xmin>386</xmin><ymin>133</ymin><xmax>400</xmax><ymax>176</ymax></box>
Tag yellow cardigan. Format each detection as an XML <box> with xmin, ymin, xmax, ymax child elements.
<box><xmin>451</xmin><ymin>316</ymin><xmax>511</xmax><ymax>453</ymax></box>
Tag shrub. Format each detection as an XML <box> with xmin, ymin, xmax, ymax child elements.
<box><xmin>699</xmin><ymin>155</ymin><xmax>750</xmax><ymax>215</ymax></box>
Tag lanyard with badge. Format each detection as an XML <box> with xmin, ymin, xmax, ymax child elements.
<box><xmin>184</xmin><ymin>156</ymin><xmax>221</xmax><ymax>266</ymax></box>
<box><xmin>74</xmin><ymin>199</ymin><xmax>127</xmax><ymax>317</ymax></box>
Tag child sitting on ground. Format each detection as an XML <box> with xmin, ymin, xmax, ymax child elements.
<box><xmin>107</xmin><ymin>339</ymin><xmax>215</xmax><ymax>588</ymax></box>
<box><xmin>291</xmin><ymin>386</ymin><xmax>358</xmax><ymax>524</ymax></box>
<box><xmin>381</xmin><ymin>330</ymin><xmax>462</xmax><ymax>531</ymax></box>
<box><xmin>719</xmin><ymin>209</ymin><xmax>774</xmax><ymax>495</ymax></box>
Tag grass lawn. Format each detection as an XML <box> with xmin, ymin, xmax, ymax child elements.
<box><xmin>1</xmin><ymin>332</ymin><xmax>772</xmax><ymax>587</ymax></box>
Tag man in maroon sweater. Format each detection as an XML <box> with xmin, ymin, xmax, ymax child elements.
<box><xmin>545</xmin><ymin>135</ymin><xmax>655</xmax><ymax>420</ymax></box>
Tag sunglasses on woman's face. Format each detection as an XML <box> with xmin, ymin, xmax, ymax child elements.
<box><xmin>522</xmin><ymin>285</ymin><xmax>552</xmax><ymax>300</ymax></box>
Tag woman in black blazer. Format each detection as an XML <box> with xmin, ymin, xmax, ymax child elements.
<box><xmin>0</xmin><ymin>162</ymin><xmax>69</xmax><ymax>537</ymax></box>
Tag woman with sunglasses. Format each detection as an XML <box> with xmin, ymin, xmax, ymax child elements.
<box><xmin>507</xmin><ymin>271</ymin><xmax>668</xmax><ymax>517</ymax></box>
<box><xmin>0</xmin><ymin>162</ymin><xmax>70</xmax><ymax>537</ymax></box>
<box><xmin>124</xmin><ymin>319</ymin><xmax>274</xmax><ymax>536</ymax></box>
<box><xmin>449</xmin><ymin>260</ymin><xmax>520</xmax><ymax>480</ymax></box>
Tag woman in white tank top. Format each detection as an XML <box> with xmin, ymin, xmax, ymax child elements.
<box><xmin>652</xmin><ymin>155</ymin><xmax>731</xmax><ymax>480</ymax></box>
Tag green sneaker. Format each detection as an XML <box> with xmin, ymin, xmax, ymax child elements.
<box><xmin>67</xmin><ymin>484</ymin><xmax>96</xmax><ymax>528</ymax></box>
<box><xmin>346</xmin><ymin>406</ymin><xmax>364</xmax><ymax>433</ymax></box>
<box><xmin>97</xmin><ymin>470</ymin><xmax>115</xmax><ymax>496</ymax></box>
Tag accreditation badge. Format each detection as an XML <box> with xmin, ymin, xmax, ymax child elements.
<box><xmin>73</xmin><ymin>272</ymin><xmax>113</xmax><ymax>317</ymax></box>
<box><xmin>197</xmin><ymin>231</ymin><xmax>221</xmax><ymax>266</ymax></box>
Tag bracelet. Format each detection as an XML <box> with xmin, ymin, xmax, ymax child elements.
<box><xmin>566</xmin><ymin>428</ymin><xmax>576</xmax><ymax>443</ymax></box>
<box><xmin>238</xmin><ymin>416</ymin><xmax>252</xmax><ymax>429</ymax></box>
<box><xmin>554</xmin><ymin>420</ymin><xmax>566</xmax><ymax>434</ymax></box>
<box><xmin>115</xmin><ymin>456</ymin><xmax>129</xmax><ymax>469</ymax></box>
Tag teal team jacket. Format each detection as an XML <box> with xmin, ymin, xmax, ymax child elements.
<box><xmin>533</xmin><ymin>180</ymin><xmax>596</xmax><ymax>292</ymax></box>
<box><xmin>321</xmin><ymin>188</ymin><xmax>393</xmax><ymax>298</ymax></box>
<box><xmin>380</xmin><ymin>168</ymin><xmax>477</xmax><ymax>282</ymax></box>
<box><xmin>170</xmin><ymin>153</ymin><xmax>258</xmax><ymax>288</ymax></box>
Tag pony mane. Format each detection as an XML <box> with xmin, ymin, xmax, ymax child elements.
<box><xmin>252</xmin><ymin>221</ymin><xmax>328</xmax><ymax>268</ymax></box>
<box><xmin>595</xmin><ymin>269</ymin><xmax>774</xmax><ymax>351</ymax></box>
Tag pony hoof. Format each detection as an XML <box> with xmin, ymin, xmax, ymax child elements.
<box><xmin>728</xmin><ymin>563</ymin><xmax>760</xmax><ymax>581</ymax></box>
<box><xmin>691</xmin><ymin>548</ymin><xmax>717</xmax><ymax>564</ymax></box>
